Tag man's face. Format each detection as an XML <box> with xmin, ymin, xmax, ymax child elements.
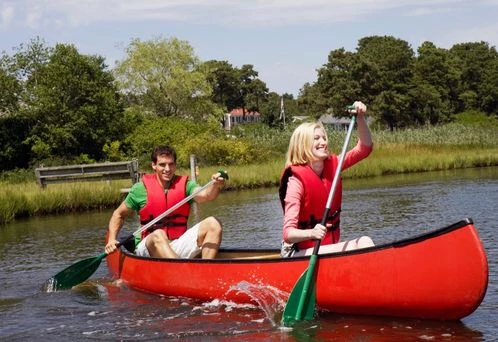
<box><xmin>152</xmin><ymin>154</ymin><xmax>176</xmax><ymax>183</ymax></box>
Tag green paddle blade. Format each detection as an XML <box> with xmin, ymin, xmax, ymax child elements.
<box><xmin>45</xmin><ymin>252</ymin><xmax>107</xmax><ymax>292</ymax></box>
<box><xmin>282</xmin><ymin>255</ymin><xmax>318</xmax><ymax>326</ymax></box>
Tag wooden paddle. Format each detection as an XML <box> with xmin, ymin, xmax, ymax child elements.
<box><xmin>282</xmin><ymin>111</ymin><xmax>357</xmax><ymax>326</ymax></box>
<box><xmin>45</xmin><ymin>170</ymin><xmax>228</xmax><ymax>292</ymax></box>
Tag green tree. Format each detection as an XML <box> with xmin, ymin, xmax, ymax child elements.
<box><xmin>0</xmin><ymin>115</ymin><xmax>33</xmax><ymax>170</ymax></box>
<box><xmin>449</xmin><ymin>41</ymin><xmax>498</xmax><ymax>113</ymax></box>
<box><xmin>356</xmin><ymin>36</ymin><xmax>415</xmax><ymax>129</ymax></box>
<box><xmin>0</xmin><ymin>37</ymin><xmax>51</xmax><ymax>116</ymax></box>
<box><xmin>114</xmin><ymin>36</ymin><xmax>222</xmax><ymax>121</ymax></box>
<box><xmin>411</xmin><ymin>41</ymin><xmax>457</xmax><ymax>124</ymax></box>
<box><xmin>313</xmin><ymin>48</ymin><xmax>360</xmax><ymax>117</ymax></box>
<box><xmin>24</xmin><ymin>43</ymin><xmax>126</xmax><ymax>164</ymax></box>
<box><xmin>238</xmin><ymin>64</ymin><xmax>269</xmax><ymax>113</ymax></box>
<box><xmin>298</xmin><ymin>82</ymin><xmax>328</xmax><ymax>119</ymax></box>
<box><xmin>0</xmin><ymin>67</ymin><xmax>21</xmax><ymax>115</ymax></box>
<box><xmin>202</xmin><ymin>60</ymin><xmax>241</xmax><ymax>110</ymax></box>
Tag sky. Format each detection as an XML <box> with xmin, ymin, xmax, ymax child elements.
<box><xmin>1</xmin><ymin>0</ymin><xmax>497</xmax><ymax>97</ymax></box>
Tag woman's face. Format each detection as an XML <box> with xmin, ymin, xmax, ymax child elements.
<box><xmin>312</xmin><ymin>127</ymin><xmax>328</xmax><ymax>161</ymax></box>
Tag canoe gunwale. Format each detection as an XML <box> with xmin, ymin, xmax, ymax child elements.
<box><xmin>116</xmin><ymin>217</ymin><xmax>475</xmax><ymax>264</ymax></box>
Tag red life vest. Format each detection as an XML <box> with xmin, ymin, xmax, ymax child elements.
<box><xmin>139</xmin><ymin>174</ymin><xmax>190</xmax><ymax>240</ymax></box>
<box><xmin>279</xmin><ymin>156</ymin><xmax>342</xmax><ymax>250</ymax></box>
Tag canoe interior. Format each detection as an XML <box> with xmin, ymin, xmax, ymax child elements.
<box><xmin>215</xmin><ymin>250</ymin><xmax>282</xmax><ymax>259</ymax></box>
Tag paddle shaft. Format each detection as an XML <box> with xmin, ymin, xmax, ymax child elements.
<box><xmin>312</xmin><ymin>114</ymin><xmax>356</xmax><ymax>254</ymax></box>
<box><xmin>293</xmin><ymin>114</ymin><xmax>357</xmax><ymax>320</ymax></box>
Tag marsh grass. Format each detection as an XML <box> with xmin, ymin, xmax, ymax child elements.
<box><xmin>0</xmin><ymin>181</ymin><xmax>127</xmax><ymax>224</ymax></box>
<box><xmin>1</xmin><ymin>122</ymin><xmax>497</xmax><ymax>224</ymax></box>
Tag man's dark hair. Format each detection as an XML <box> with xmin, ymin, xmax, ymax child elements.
<box><xmin>151</xmin><ymin>145</ymin><xmax>177</xmax><ymax>163</ymax></box>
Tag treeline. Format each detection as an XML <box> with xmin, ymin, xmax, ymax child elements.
<box><xmin>0</xmin><ymin>35</ymin><xmax>497</xmax><ymax>172</ymax></box>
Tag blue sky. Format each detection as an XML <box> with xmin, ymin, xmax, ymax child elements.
<box><xmin>1</xmin><ymin>0</ymin><xmax>497</xmax><ymax>97</ymax></box>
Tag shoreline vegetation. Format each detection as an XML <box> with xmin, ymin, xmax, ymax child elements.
<box><xmin>1</xmin><ymin>123</ymin><xmax>497</xmax><ymax>225</ymax></box>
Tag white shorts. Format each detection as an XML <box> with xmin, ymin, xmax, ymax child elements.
<box><xmin>135</xmin><ymin>222</ymin><xmax>202</xmax><ymax>258</ymax></box>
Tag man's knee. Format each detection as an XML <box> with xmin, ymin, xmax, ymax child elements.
<box><xmin>148</xmin><ymin>229</ymin><xmax>168</xmax><ymax>245</ymax></box>
<box><xmin>204</xmin><ymin>216</ymin><xmax>222</xmax><ymax>233</ymax></box>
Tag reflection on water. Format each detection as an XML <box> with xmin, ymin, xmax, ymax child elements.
<box><xmin>0</xmin><ymin>167</ymin><xmax>497</xmax><ymax>341</ymax></box>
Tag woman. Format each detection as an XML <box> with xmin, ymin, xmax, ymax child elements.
<box><xmin>279</xmin><ymin>101</ymin><xmax>374</xmax><ymax>257</ymax></box>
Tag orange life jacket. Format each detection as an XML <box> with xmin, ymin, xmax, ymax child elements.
<box><xmin>139</xmin><ymin>174</ymin><xmax>190</xmax><ymax>240</ymax></box>
<box><xmin>279</xmin><ymin>156</ymin><xmax>341</xmax><ymax>250</ymax></box>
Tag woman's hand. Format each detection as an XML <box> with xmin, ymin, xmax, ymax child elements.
<box><xmin>309</xmin><ymin>223</ymin><xmax>327</xmax><ymax>240</ymax></box>
<box><xmin>353</xmin><ymin>101</ymin><xmax>367</xmax><ymax>118</ymax></box>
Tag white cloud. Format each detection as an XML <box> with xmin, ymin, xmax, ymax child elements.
<box><xmin>25</xmin><ymin>8</ymin><xmax>42</xmax><ymax>28</ymax></box>
<box><xmin>5</xmin><ymin>0</ymin><xmax>483</xmax><ymax>29</ymax></box>
<box><xmin>0</xmin><ymin>4</ymin><xmax>15</xmax><ymax>29</ymax></box>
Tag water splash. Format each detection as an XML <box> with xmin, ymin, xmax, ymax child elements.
<box><xmin>226</xmin><ymin>280</ymin><xmax>289</xmax><ymax>326</ymax></box>
<box><xmin>43</xmin><ymin>277</ymin><xmax>58</xmax><ymax>293</ymax></box>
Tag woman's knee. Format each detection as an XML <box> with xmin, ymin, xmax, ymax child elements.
<box><xmin>356</xmin><ymin>236</ymin><xmax>374</xmax><ymax>248</ymax></box>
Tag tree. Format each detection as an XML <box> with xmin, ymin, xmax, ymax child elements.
<box><xmin>411</xmin><ymin>41</ymin><xmax>457</xmax><ymax>124</ymax></box>
<box><xmin>202</xmin><ymin>60</ymin><xmax>241</xmax><ymax>110</ymax></box>
<box><xmin>0</xmin><ymin>37</ymin><xmax>50</xmax><ymax>116</ymax></box>
<box><xmin>24</xmin><ymin>43</ymin><xmax>126</xmax><ymax>164</ymax></box>
<box><xmin>114</xmin><ymin>36</ymin><xmax>222</xmax><ymax>121</ymax></box>
<box><xmin>449</xmin><ymin>41</ymin><xmax>498</xmax><ymax>114</ymax></box>
<box><xmin>0</xmin><ymin>67</ymin><xmax>21</xmax><ymax>115</ymax></box>
<box><xmin>355</xmin><ymin>36</ymin><xmax>415</xmax><ymax>128</ymax></box>
<box><xmin>313</xmin><ymin>48</ymin><xmax>361</xmax><ymax>117</ymax></box>
<box><xmin>298</xmin><ymin>82</ymin><xmax>328</xmax><ymax>119</ymax></box>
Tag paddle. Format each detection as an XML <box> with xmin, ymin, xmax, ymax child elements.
<box><xmin>282</xmin><ymin>108</ymin><xmax>357</xmax><ymax>326</ymax></box>
<box><xmin>45</xmin><ymin>170</ymin><xmax>228</xmax><ymax>292</ymax></box>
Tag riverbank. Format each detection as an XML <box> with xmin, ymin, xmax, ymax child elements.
<box><xmin>1</xmin><ymin>142</ymin><xmax>497</xmax><ymax>225</ymax></box>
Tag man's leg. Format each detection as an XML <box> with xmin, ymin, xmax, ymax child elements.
<box><xmin>197</xmin><ymin>216</ymin><xmax>222</xmax><ymax>259</ymax></box>
<box><xmin>145</xmin><ymin>229</ymin><xmax>178</xmax><ymax>258</ymax></box>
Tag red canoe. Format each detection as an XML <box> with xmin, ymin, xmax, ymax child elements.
<box><xmin>106</xmin><ymin>218</ymin><xmax>488</xmax><ymax>320</ymax></box>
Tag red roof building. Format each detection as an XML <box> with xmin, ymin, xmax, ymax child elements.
<box><xmin>223</xmin><ymin>108</ymin><xmax>260</xmax><ymax>130</ymax></box>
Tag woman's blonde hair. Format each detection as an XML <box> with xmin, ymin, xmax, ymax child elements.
<box><xmin>285</xmin><ymin>121</ymin><xmax>328</xmax><ymax>167</ymax></box>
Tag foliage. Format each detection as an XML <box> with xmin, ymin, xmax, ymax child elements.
<box><xmin>0</xmin><ymin>115</ymin><xmax>33</xmax><ymax>171</ymax></box>
<box><xmin>114</xmin><ymin>36</ymin><xmax>223</xmax><ymax>121</ymax></box>
<box><xmin>0</xmin><ymin>168</ymin><xmax>35</xmax><ymax>183</ymax></box>
<box><xmin>0</xmin><ymin>68</ymin><xmax>21</xmax><ymax>114</ymax></box>
<box><xmin>453</xmin><ymin>110</ymin><xmax>498</xmax><ymax>125</ymax></box>
<box><xmin>1</xmin><ymin>34</ymin><xmax>498</xmax><ymax>173</ymax></box>
<box><xmin>125</xmin><ymin>117</ymin><xmax>222</xmax><ymax>168</ymax></box>
<box><xmin>125</xmin><ymin>118</ymin><xmax>282</xmax><ymax>169</ymax></box>
<box><xmin>22</xmin><ymin>43</ymin><xmax>126</xmax><ymax>164</ymax></box>
<box><xmin>450</xmin><ymin>42</ymin><xmax>498</xmax><ymax>114</ymax></box>
<box><xmin>202</xmin><ymin>60</ymin><xmax>273</xmax><ymax>124</ymax></box>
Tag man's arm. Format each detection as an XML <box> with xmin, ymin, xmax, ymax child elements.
<box><xmin>193</xmin><ymin>172</ymin><xmax>226</xmax><ymax>204</ymax></box>
<box><xmin>105</xmin><ymin>201</ymin><xmax>134</xmax><ymax>254</ymax></box>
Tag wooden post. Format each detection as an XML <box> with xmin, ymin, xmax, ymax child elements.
<box><xmin>190</xmin><ymin>154</ymin><xmax>197</xmax><ymax>182</ymax></box>
<box><xmin>189</xmin><ymin>154</ymin><xmax>199</xmax><ymax>221</ymax></box>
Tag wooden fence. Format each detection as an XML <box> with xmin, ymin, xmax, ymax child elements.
<box><xmin>35</xmin><ymin>160</ymin><xmax>139</xmax><ymax>188</ymax></box>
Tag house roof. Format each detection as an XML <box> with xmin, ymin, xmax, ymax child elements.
<box><xmin>227</xmin><ymin>108</ymin><xmax>260</xmax><ymax>117</ymax></box>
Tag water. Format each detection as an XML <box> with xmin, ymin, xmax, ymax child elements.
<box><xmin>0</xmin><ymin>167</ymin><xmax>497</xmax><ymax>341</ymax></box>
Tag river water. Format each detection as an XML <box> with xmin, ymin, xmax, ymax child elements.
<box><xmin>0</xmin><ymin>167</ymin><xmax>497</xmax><ymax>341</ymax></box>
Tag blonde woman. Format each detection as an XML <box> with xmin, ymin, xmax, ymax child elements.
<box><xmin>278</xmin><ymin>101</ymin><xmax>374</xmax><ymax>257</ymax></box>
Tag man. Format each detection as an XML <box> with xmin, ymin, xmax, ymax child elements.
<box><xmin>104</xmin><ymin>145</ymin><xmax>226</xmax><ymax>259</ymax></box>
